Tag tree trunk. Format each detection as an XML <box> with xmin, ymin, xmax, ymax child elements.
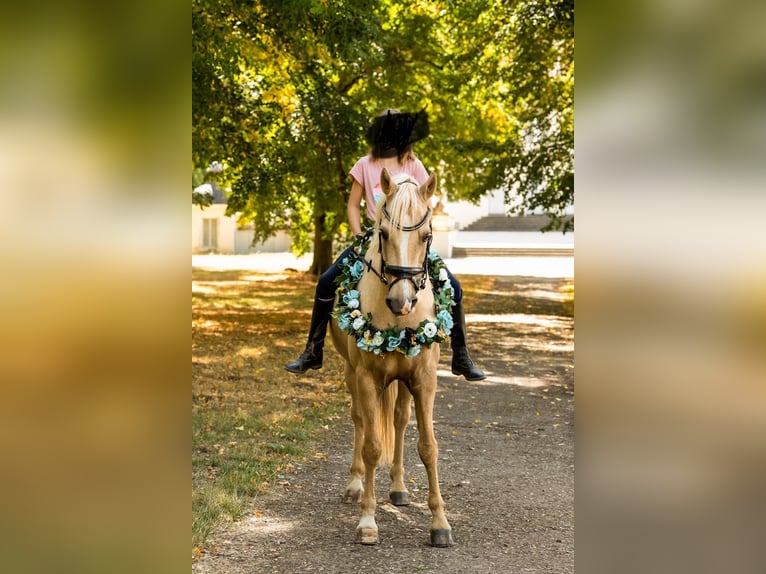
<box><xmin>309</xmin><ymin>214</ymin><xmax>334</xmax><ymax>276</ymax></box>
<box><xmin>309</xmin><ymin>149</ymin><xmax>347</xmax><ymax>275</ymax></box>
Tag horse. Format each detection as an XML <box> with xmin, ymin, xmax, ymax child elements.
<box><xmin>328</xmin><ymin>168</ymin><xmax>453</xmax><ymax>548</ymax></box>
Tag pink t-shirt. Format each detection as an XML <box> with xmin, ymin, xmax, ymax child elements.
<box><xmin>349</xmin><ymin>155</ymin><xmax>429</xmax><ymax>222</ymax></box>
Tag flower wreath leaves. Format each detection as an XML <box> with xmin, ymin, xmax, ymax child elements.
<box><xmin>332</xmin><ymin>230</ymin><xmax>455</xmax><ymax>357</ymax></box>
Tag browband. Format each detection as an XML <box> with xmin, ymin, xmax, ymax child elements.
<box><xmin>381</xmin><ymin>205</ymin><xmax>432</xmax><ymax>231</ymax></box>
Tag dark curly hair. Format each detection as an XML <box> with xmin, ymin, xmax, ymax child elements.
<box><xmin>366</xmin><ymin>109</ymin><xmax>430</xmax><ymax>161</ymax></box>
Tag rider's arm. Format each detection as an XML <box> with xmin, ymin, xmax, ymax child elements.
<box><xmin>347</xmin><ymin>179</ymin><xmax>365</xmax><ymax>236</ymax></box>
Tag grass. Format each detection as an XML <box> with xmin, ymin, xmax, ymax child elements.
<box><xmin>192</xmin><ymin>268</ymin><xmax>349</xmax><ymax>551</ymax></box>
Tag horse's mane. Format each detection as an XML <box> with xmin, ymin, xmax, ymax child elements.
<box><xmin>374</xmin><ymin>173</ymin><xmax>424</xmax><ymax>229</ymax></box>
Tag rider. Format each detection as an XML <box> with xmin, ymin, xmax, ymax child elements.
<box><xmin>285</xmin><ymin>109</ymin><xmax>486</xmax><ymax>381</ymax></box>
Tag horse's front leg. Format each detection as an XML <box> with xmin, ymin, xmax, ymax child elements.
<box><xmin>355</xmin><ymin>372</ymin><xmax>382</xmax><ymax>545</ymax></box>
<box><xmin>410</xmin><ymin>372</ymin><xmax>453</xmax><ymax>547</ymax></box>
<box><xmin>389</xmin><ymin>380</ymin><xmax>411</xmax><ymax>506</ymax></box>
<box><xmin>343</xmin><ymin>364</ymin><xmax>364</xmax><ymax>503</ymax></box>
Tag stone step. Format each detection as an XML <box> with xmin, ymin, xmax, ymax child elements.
<box><xmin>461</xmin><ymin>214</ymin><xmax>573</xmax><ymax>232</ymax></box>
<box><xmin>451</xmin><ymin>245</ymin><xmax>574</xmax><ymax>258</ymax></box>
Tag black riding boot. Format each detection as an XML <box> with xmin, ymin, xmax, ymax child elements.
<box><xmin>284</xmin><ymin>297</ymin><xmax>336</xmax><ymax>374</ymax></box>
<box><xmin>450</xmin><ymin>301</ymin><xmax>486</xmax><ymax>381</ymax></box>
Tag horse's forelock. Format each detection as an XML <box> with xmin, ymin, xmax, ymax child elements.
<box><xmin>377</xmin><ymin>174</ymin><xmax>425</xmax><ymax>230</ymax></box>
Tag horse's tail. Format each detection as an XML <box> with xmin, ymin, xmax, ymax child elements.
<box><xmin>378</xmin><ymin>382</ymin><xmax>398</xmax><ymax>466</ymax></box>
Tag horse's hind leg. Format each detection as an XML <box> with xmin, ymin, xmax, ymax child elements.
<box><xmin>343</xmin><ymin>364</ymin><xmax>365</xmax><ymax>503</ymax></box>
<box><xmin>411</xmin><ymin>377</ymin><xmax>453</xmax><ymax>547</ymax></box>
<box><xmin>389</xmin><ymin>380</ymin><xmax>411</xmax><ymax>506</ymax></box>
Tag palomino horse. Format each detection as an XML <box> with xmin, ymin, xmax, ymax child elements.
<box><xmin>329</xmin><ymin>169</ymin><xmax>453</xmax><ymax>547</ymax></box>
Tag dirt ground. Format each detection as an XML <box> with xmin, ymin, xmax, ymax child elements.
<box><xmin>193</xmin><ymin>275</ymin><xmax>574</xmax><ymax>574</ymax></box>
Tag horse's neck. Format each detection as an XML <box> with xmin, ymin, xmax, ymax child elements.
<box><xmin>357</xmin><ymin>241</ymin><xmax>388</xmax><ymax>319</ymax></box>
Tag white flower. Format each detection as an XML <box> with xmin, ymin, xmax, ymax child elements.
<box><xmin>371</xmin><ymin>331</ymin><xmax>384</xmax><ymax>347</ymax></box>
<box><xmin>423</xmin><ymin>322</ymin><xmax>437</xmax><ymax>338</ymax></box>
<box><xmin>347</xmin><ymin>299</ymin><xmax>359</xmax><ymax>309</ymax></box>
<box><xmin>438</xmin><ymin>268</ymin><xmax>448</xmax><ymax>282</ymax></box>
<box><xmin>352</xmin><ymin>317</ymin><xmax>366</xmax><ymax>331</ymax></box>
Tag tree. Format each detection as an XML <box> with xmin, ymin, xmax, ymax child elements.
<box><xmin>494</xmin><ymin>0</ymin><xmax>574</xmax><ymax>232</ymax></box>
<box><xmin>192</xmin><ymin>0</ymin><xmax>574</xmax><ymax>273</ymax></box>
<box><xmin>435</xmin><ymin>0</ymin><xmax>574</xmax><ymax>231</ymax></box>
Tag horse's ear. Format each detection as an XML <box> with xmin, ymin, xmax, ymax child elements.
<box><xmin>380</xmin><ymin>168</ymin><xmax>396</xmax><ymax>197</ymax></box>
<box><xmin>419</xmin><ymin>171</ymin><xmax>438</xmax><ymax>201</ymax></box>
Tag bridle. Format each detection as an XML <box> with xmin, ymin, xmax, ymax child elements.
<box><xmin>363</xmin><ymin>203</ymin><xmax>433</xmax><ymax>293</ymax></box>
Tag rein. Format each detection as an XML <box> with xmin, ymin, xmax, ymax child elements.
<box><xmin>362</xmin><ymin>204</ymin><xmax>433</xmax><ymax>293</ymax></box>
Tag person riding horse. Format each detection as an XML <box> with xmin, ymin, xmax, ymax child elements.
<box><xmin>285</xmin><ymin>109</ymin><xmax>485</xmax><ymax>382</ymax></box>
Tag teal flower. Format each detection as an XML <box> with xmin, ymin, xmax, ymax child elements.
<box><xmin>436</xmin><ymin>310</ymin><xmax>453</xmax><ymax>333</ymax></box>
<box><xmin>343</xmin><ymin>289</ymin><xmax>359</xmax><ymax>302</ymax></box>
<box><xmin>349</xmin><ymin>260</ymin><xmax>365</xmax><ymax>281</ymax></box>
<box><xmin>338</xmin><ymin>313</ymin><xmax>352</xmax><ymax>331</ymax></box>
<box><xmin>386</xmin><ymin>338</ymin><xmax>401</xmax><ymax>352</ymax></box>
<box><xmin>343</xmin><ymin>289</ymin><xmax>360</xmax><ymax>309</ymax></box>
<box><xmin>406</xmin><ymin>345</ymin><xmax>422</xmax><ymax>357</ymax></box>
<box><xmin>386</xmin><ymin>331</ymin><xmax>404</xmax><ymax>352</ymax></box>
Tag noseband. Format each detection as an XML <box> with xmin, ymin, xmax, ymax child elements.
<box><xmin>364</xmin><ymin>203</ymin><xmax>433</xmax><ymax>293</ymax></box>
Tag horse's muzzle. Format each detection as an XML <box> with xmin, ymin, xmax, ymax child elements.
<box><xmin>386</xmin><ymin>295</ymin><xmax>418</xmax><ymax>316</ymax></box>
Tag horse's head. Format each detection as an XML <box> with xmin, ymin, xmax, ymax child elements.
<box><xmin>376</xmin><ymin>168</ymin><xmax>437</xmax><ymax>316</ymax></box>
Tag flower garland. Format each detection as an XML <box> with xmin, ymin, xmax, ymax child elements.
<box><xmin>332</xmin><ymin>232</ymin><xmax>455</xmax><ymax>357</ymax></box>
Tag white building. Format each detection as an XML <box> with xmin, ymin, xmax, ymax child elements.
<box><xmin>191</xmin><ymin>182</ymin><xmax>292</xmax><ymax>254</ymax></box>
<box><xmin>191</xmin><ymin>185</ymin><xmax>572</xmax><ymax>256</ymax></box>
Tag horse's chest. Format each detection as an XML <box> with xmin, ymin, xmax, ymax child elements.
<box><xmin>359</xmin><ymin>346</ymin><xmax>438</xmax><ymax>385</ymax></box>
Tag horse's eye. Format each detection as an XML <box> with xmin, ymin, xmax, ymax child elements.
<box><xmin>380</xmin><ymin>229</ymin><xmax>389</xmax><ymax>240</ymax></box>
<box><xmin>423</xmin><ymin>234</ymin><xmax>433</xmax><ymax>243</ymax></box>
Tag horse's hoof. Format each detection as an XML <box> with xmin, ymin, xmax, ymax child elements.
<box><xmin>389</xmin><ymin>491</ymin><xmax>410</xmax><ymax>506</ymax></box>
<box><xmin>430</xmin><ymin>529</ymin><xmax>454</xmax><ymax>548</ymax></box>
<box><xmin>342</xmin><ymin>489</ymin><xmax>363</xmax><ymax>504</ymax></box>
<box><xmin>355</xmin><ymin>527</ymin><xmax>379</xmax><ymax>545</ymax></box>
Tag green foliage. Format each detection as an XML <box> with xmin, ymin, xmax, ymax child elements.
<box><xmin>492</xmin><ymin>0</ymin><xmax>574</xmax><ymax>232</ymax></box>
<box><xmin>192</xmin><ymin>0</ymin><xmax>575</xmax><ymax>267</ymax></box>
<box><xmin>192</xmin><ymin>190</ymin><xmax>214</xmax><ymax>208</ymax></box>
<box><xmin>435</xmin><ymin>0</ymin><xmax>574</xmax><ymax>231</ymax></box>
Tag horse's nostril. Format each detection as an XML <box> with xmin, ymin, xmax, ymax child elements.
<box><xmin>411</xmin><ymin>297</ymin><xmax>418</xmax><ymax>307</ymax></box>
